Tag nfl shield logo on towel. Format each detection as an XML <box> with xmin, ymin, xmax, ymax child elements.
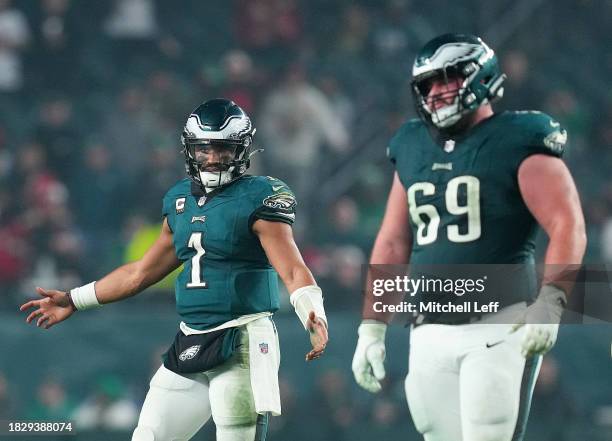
<box><xmin>259</xmin><ymin>342</ymin><xmax>269</xmax><ymax>354</ymax></box>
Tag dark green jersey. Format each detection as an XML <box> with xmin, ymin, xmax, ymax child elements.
<box><xmin>388</xmin><ymin>111</ymin><xmax>567</xmax><ymax>316</ymax></box>
<box><xmin>162</xmin><ymin>175</ymin><xmax>296</xmax><ymax>330</ymax></box>
<box><xmin>388</xmin><ymin>110</ymin><xmax>567</xmax><ymax>266</ymax></box>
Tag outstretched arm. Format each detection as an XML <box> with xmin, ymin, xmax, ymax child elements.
<box><xmin>253</xmin><ymin>219</ymin><xmax>327</xmax><ymax>361</ymax></box>
<box><xmin>88</xmin><ymin>217</ymin><xmax>180</xmax><ymax>304</ymax></box>
<box><xmin>20</xmin><ymin>218</ymin><xmax>180</xmax><ymax>328</ymax></box>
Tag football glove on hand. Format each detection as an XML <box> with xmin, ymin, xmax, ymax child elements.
<box><xmin>511</xmin><ymin>285</ymin><xmax>567</xmax><ymax>357</ymax></box>
<box><xmin>352</xmin><ymin>320</ymin><xmax>387</xmax><ymax>393</ymax></box>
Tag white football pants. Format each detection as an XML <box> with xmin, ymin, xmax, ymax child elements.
<box><xmin>132</xmin><ymin>320</ymin><xmax>277</xmax><ymax>441</ymax></box>
<box><xmin>406</xmin><ymin>310</ymin><xmax>542</xmax><ymax>441</ymax></box>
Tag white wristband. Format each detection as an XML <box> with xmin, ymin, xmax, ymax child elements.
<box><xmin>290</xmin><ymin>285</ymin><xmax>327</xmax><ymax>330</ymax></box>
<box><xmin>70</xmin><ymin>281</ymin><xmax>100</xmax><ymax>310</ymax></box>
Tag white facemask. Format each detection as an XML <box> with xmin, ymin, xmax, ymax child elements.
<box><xmin>425</xmin><ymin>97</ymin><xmax>463</xmax><ymax>128</ymax></box>
<box><xmin>199</xmin><ymin>169</ymin><xmax>234</xmax><ymax>191</ymax></box>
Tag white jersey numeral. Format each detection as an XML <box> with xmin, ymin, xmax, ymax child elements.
<box><xmin>407</xmin><ymin>182</ymin><xmax>439</xmax><ymax>245</ymax></box>
<box><xmin>186</xmin><ymin>232</ymin><xmax>207</xmax><ymax>288</ymax></box>
<box><xmin>407</xmin><ymin>175</ymin><xmax>481</xmax><ymax>246</ymax></box>
<box><xmin>446</xmin><ymin>176</ymin><xmax>481</xmax><ymax>242</ymax></box>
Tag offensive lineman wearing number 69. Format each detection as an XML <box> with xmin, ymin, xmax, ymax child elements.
<box><xmin>352</xmin><ymin>34</ymin><xmax>586</xmax><ymax>441</ymax></box>
<box><xmin>20</xmin><ymin>98</ymin><xmax>329</xmax><ymax>441</ymax></box>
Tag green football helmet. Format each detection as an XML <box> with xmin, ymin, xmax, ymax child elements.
<box><xmin>181</xmin><ymin>99</ymin><xmax>258</xmax><ymax>190</ymax></box>
<box><xmin>411</xmin><ymin>33</ymin><xmax>506</xmax><ymax>129</ymax></box>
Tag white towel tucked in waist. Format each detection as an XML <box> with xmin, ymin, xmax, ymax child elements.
<box><xmin>246</xmin><ymin>317</ymin><xmax>281</xmax><ymax>416</ymax></box>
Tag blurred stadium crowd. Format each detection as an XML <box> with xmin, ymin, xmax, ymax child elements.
<box><xmin>1</xmin><ymin>0</ymin><xmax>611</xmax><ymax>440</ymax></box>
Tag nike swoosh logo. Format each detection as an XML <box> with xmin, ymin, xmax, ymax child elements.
<box><xmin>272</xmin><ymin>185</ymin><xmax>283</xmax><ymax>191</ymax></box>
<box><xmin>550</xmin><ymin>120</ymin><xmax>560</xmax><ymax>128</ymax></box>
<box><xmin>486</xmin><ymin>340</ymin><xmax>504</xmax><ymax>348</ymax></box>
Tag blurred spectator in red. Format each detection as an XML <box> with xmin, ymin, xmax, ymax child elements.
<box><xmin>10</xmin><ymin>141</ymin><xmax>88</xmax><ymax>299</ymax></box>
<box><xmin>234</xmin><ymin>0</ymin><xmax>275</xmax><ymax>50</ymax></box>
<box><xmin>234</xmin><ymin>0</ymin><xmax>302</xmax><ymax>58</ymax></box>
<box><xmin>16</xmin><ymin>142</ymin><xmax>68</xmax><ymax>218</ymax></box>
<box><xmin>0</xmin><ymin>137</ymin><xmax>28</xmax><ymax>292</ymax></box>
<box><xmin>219</xmin><ymin>50</ymin><xmax>257</xmax><ymax>115</ymax></box>
<box><xmin>275</xmin><ymin>0</ymin><xmax>302</xmax><ymax>45</ymax></box>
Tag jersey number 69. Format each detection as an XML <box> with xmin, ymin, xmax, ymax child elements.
<box><xmin>407</xmin><ymin>175</ymin><xmax>481</xmax><ymax>245</ymax></box>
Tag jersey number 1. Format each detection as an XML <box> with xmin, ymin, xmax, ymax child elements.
<box><xmin>407</xmin><ymin>175</ymin><xmax>481</xmax><ymax>245</ymax></box>
<box><xmin>187</xmin><ymin>232</ymin><xmax>207</xmax><ymax>288</ymax></box>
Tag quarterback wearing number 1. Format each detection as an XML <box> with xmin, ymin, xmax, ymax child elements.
<box><xmin>21</xmin><ymin>99</ymin><xmax>329</xmax><ymax>441</ymax></box>
<box><xmin>352</xmin><ymin>34</ymin><xmax>586</xmax><ymax>441</ymax></box>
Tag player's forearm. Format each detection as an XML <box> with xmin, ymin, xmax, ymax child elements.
<box><xmin>362</xmin><ymin>235</ymin><xmax>412</xmax><ymax>323</ymax></box>
<box><xmin>281</xmin><ymin>264</ymin><xmax>316</xmax><ymax>294</ymax></box>
<box><xmin>93</xmin><ymin>261</ymin><xmax>151</xmax><ymax>304</ymax></box>
<box><xmin>283</xmin><ymin>264</ymin><xmax>327</xmax><ymax>329</ymax></box>
<box><xmin>542</xmin><ymin>220</ymin><xmax>587</xmax><ymax>295</ymax></box>
<box><xmin>370</xmin><ymin>234</ymin><xmax>411</xmax><ymax>265</ymax></box>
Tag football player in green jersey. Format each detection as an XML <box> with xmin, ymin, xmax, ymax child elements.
<box><xmin>20</xmin><ymin>99</ymin><xmax>329</xmax><ymax>441</ymax></box>
<box><xmin>352</xmin><ymin>34</ymin><xmax>586</xmax><ymax>441</ymax></box>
